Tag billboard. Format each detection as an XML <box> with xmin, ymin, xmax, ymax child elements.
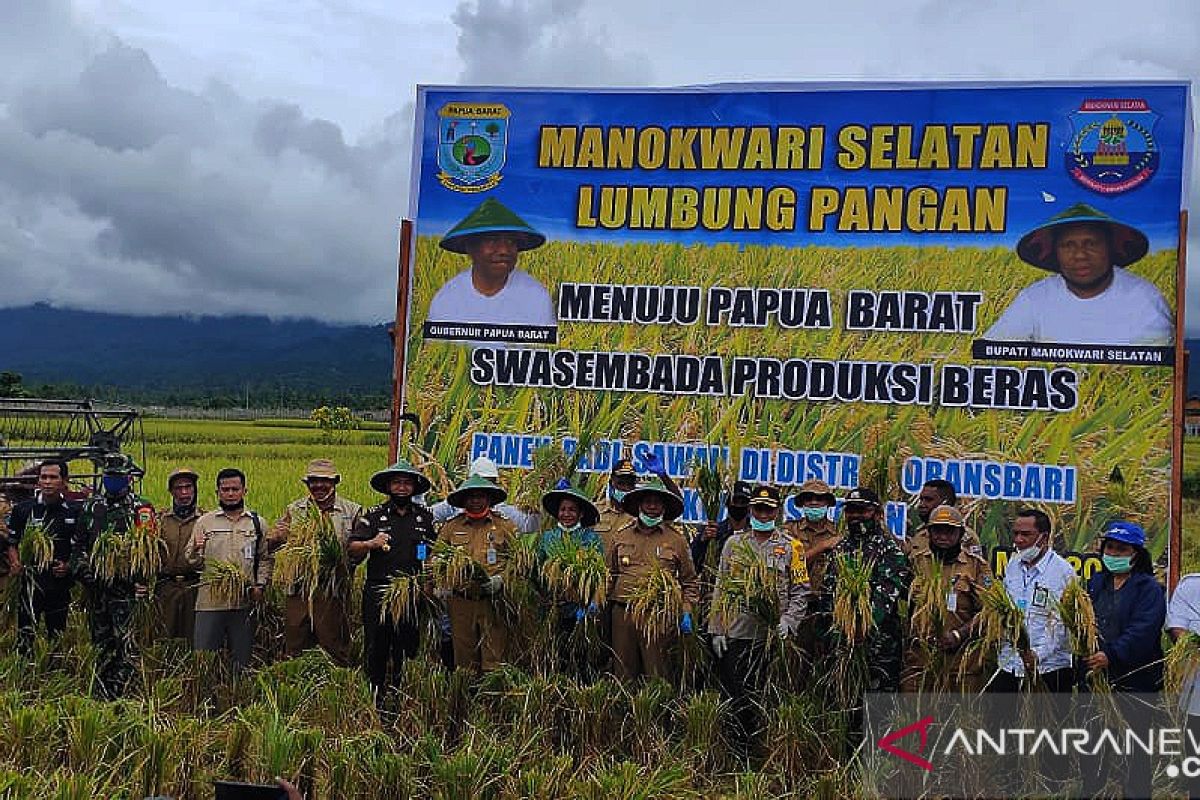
<box><xmin>404</xmin><ymin>82</ymin><xmax>1191</xmax><ymax>557</ymax></box>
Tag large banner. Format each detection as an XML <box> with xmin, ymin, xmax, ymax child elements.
<box><xmin>405</xmin><ymin>83</ymin><xmax>1191</xmax><ymax>555</ymax></box>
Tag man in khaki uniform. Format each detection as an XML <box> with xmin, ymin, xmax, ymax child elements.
<box><xmin>903</xmin><ymin>479</ymin><xmax>981</xmax><ymax>557</ymax></box>
<box><xmin>270</xmin><ymin>459</ymin><xmax>362</xmax><ymax>666</ymax></box>
<box><xmin>901</xmin><ymin>504</ymin><xmax>993</xmax><ymax>693</ymax></box>
<box><xmin>592</xmin><ymin>458</ymin><xmax>637</xmax><ymax>554</ymax></box>
<box><xmin>437</xmin><ymin>474</ymin><xmax>516</xmax><ymax>673</ymax></box>
<box><xmin>184</xmin><ymin>467</ymin><xmax>272</xmax><ymax>670</ymax></box>
<box><xmin>608</xmin><ymin>477</ymin><xmax>700</xmax><ymax>681</ymax></box>
<box><xmin>155</xmin><ymin>467</ymin><xmax>204</xmax><ymax>645</ymax></box>
<box><xmin>783</xmin><ymin>479</ymin><xmax>840</xmax><ymax>593</ymax></box>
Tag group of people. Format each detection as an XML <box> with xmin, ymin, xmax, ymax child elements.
<box><xmin>0</xmin><ymin>453</ymin><xmax>1194</xmax><ymax>765</ymax></box>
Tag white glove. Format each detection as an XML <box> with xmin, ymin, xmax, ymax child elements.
<box><xmin>777</xmin><ymin>621</ymin><xmax>790</xmax><ymax>640</ymax></box>
<box><xmin>711</xmin><ymin>634</ymin><xmax>727</xmax><ymax>658</ymax></box>
<box><xmin>487</xmin><ymin>574</ymin><xmax>504</xmax><ymax>595</ymax></box>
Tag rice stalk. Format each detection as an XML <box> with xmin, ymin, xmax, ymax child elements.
<box><xmin>1166</xmin><ymin>632</ymin><xmax>1200</xmax><ymax>696</ymax></box>
<box><xmin>973</xmin><ymin>580</ymin><xmax>1028</xmax><ymax>658</ymax></box>
<box><xmin>690</xmin><ymin>457</ymin><xmax>729</xmax><ymax>523</ymax></box>
<box><xmin>1055</xmin><ymin>578</ymin><xmax>1099</xmax><ymax>658</ymax></box>
<box><xmin>18</xmin><ymin>520</ymin><xmax>54</xmax><ymax>573</ymax></box>
<box><xmin>540</xmin><ymin>535</ymin><xmax>607</xmax><ymax>607</ymax></box>
<box><xmin>626</xmin><ymin>563</ymin><xmax>683</xmax><ymax>640</ymax></box>
<box><xmin>272</xmin><ymin>503</ymin><xmax>345</xmax><ymax>610</ymax></box>
<box><xmin>201</xmin><ymin>560</ymin><xmax>249</xmax><ymax>608</ymax></box>
<box><xmin>429</xmin><ymin>540</ymin><xmax>486</xmax><ymax>593</ymax></box>
<box><xmin>907</xmin><ymin>560</ymin><xmax>947</xmax><ymax>640</ymax></box>
<box><xmin>709</xmin><ymin>538</ymin><xmax>781</xmax><ymax>631</ymax></box>
<box><xmin>831</xmin><ymin>553</ymin><xmax>874</xmax><ymax>643</ymax></box>
<box><xmin>89</xmin><ymin>508</ymin><xmax>165</xmax><ymax>584</ymax></box>
<box><xmin>379</xmin><ymin>574</ymin><xmax>423</xmax><ymax>625</ymax></box>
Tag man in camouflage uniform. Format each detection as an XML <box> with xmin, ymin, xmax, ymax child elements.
<box><xmin>437</xmin><ymin>474</ymin><xmax>516</xmax><ymax>673</ymax></box>
<box><xmin>75</xmin><ymin>455</ymin><xmax>154</xmax><ymax>699</ymax></box>
<box><xmin>818</xmin><ymin>486</ymin><xmax>912</xmax><ymax>692</ymax></box>
<box><xmin>348</xmin><ymin>459</ymin><xmax>437</xmax><ymax>697</ymax></box>
<box><xmin>903</xmin><ymin>479</ymin><xmax>981</xmax><ymax>557</ymax></box>
<box><xmin>607</xmin><ymin>476</ymin><xmax>700</xmax><ymax>681</ymax></box>
<box><xmin>154</xmin><ymin>467</ymin><xmax>203</xmax><ymax>645</ymax></box>
<box><xmin>270</xmin><ymin>459</ymin><xmax>362</xmax><ymax>666</ymax></box>
<box><xmin>901</xmin><ymin>504</ymin><xmax>993</xmax><ymax>693</ymax></box>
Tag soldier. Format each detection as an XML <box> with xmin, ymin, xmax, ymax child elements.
<box><xmin>819</xmin><ymin>486</ymin><xmax>912</xmax><ymax>692</ymax></box>
<box><xmin>184</xmin><ymin>468</ymin><xmax>272</xmax><ymax>672</ymax></box>
<box><xmin>6</xmin><ymin>459</ymin><xmax>85</xmax><ymax>651</ymax></box>
<box><xmin>901</xmin><ymin>504</ymin><xmax>992</xmax><ymax>693</ymax></box>
<box><xmin>271</xmin><ymin>459</ymin><xmax>362</xmax><ymax>666</ymax></box>
<box><xmin>607</xmin><ymin>476</ymin><xmax>700</xmax><ymax>681</ymax></box>
<box><xmin>592</xmin><ymin>458</ymin><xmax>637</xmax><ymax>555</ymax></box>
<box><xmin>155</xmin><ymin>467</ymin><xmax>203</xmax><ymax>645</ymax></box>
<box><xmin>75</xmin><ymin>455</ymin><xmax>154</xmax><ymax>699</ymax></box>
<box><xmin>348</xmin><ymin>459</ymin><xmax>436</xmax><ymax>698</ymax></box>
<box><xmin>903</xmin><ymin>479</ymin><xmax>982</xmax><ymax>557</ymax></box>
<box><xmin>437</xmin><ymin>474</ymin><xmax>516</xmax><ymax>673</ymax></box>
<box><xmin>708</xmin><ymin>485</ymin><xmax>808</xmax><ymax>754</ymax></box>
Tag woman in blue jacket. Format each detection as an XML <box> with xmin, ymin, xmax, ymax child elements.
<box><xmin>1081</xmin><ymin>520</ymin><xmax>1165</xmax><ymax>800</ymax></box>
<box><xmin>538</xmin><ymin>478</ymin><xmax>603</xmax><ymax>677</ymax></box>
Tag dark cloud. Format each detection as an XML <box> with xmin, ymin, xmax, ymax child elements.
<box><xmin>0</xmin><ymin>2</ymin><xmax>411</xmax><ymax>323</ymax></box>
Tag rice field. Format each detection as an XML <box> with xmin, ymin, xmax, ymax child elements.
<box><xmin>407</xmin><ymin>237</ymin><xmax>1178</xmax><ymax>557</ymax></box>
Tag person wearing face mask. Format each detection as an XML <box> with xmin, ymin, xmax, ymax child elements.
<box><xmin>783</xmin><ymin>479</ymin><xmax>839</xmax><ymax>593</ymax></box>
<box><xmin>991</xmin><ymin>508</ymin><xmax>1076</xmax><ymax>693</ymax></box>
<box><xmin>708</xmin><ymin>485</ymin><xmax>808</xmax><ymax>757</ymax></box>
<box><xmin>154</xmin><ymin>467</ymin><xmax>204</xmax><ymax>646</ymax></box>
<box><xmin>902</xmin><ymin>479</ymin><xmax>982</xmax><ymax>559</ymax></box>
<box><xmin>184</xmin><ymin>468</ymin><xmax>272</xmax><ymax>672</ymax></box>
<box><xmin>817</xmin><ymin>486</ymin><xmax>912</xmax><ymax>692</ymax></box>
<box><xmin>75</xmin><ymin>455</ymin><xmax>155</xmax><ymax>699</ymax></box>
<box><xmin>593</xmin><ymin>459</ymin><xmax>639</xmax><ymax>555</ymax></box>
<box><xmin>348</xmin><ymin>459</ymin><xmax>436</xmax><ymax>699</ymax></box>
<box><xmin>608</xmin><ymin>476</ymin><xmax>700</xmax><ymax>681</ymax></box>
<box><xmin>538</xmin><ymin>479</ymin><xmax>603</xmax><ymax>677</ymax></box>
<box><xmin>270</xmin><ymin>460</ymin><xmax>363</xmax><ymax>666</ymax></box>
<box><xmin>900</xmin><ymin>505</ymin><xmax>993</xmax><ymax>693</ymax></box>
<box><xmin>437</xmin><ymin>474</ymin><xmax>517</xmax><ymax>673</ymax></box>
<box><xmin>690</xmin><ymin>480</ymin><xmax>752</xmax><ymax>580</ymax></box>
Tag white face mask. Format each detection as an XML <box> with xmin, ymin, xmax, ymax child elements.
<box><xmin>1017</xmin><ymin>536</ymin><xmax>1045</xmax><ymax>563</ymax></box>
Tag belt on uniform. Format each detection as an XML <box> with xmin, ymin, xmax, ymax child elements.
<box><xmin>159</xmin><ymin>572</ymin><xmax>199</xmax><ymax>582</ymax></box>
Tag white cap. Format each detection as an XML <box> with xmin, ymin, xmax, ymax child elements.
<box><xmin>469</xmin><ymin>456</ymin><xmax>500</xmax><ymax>478</ymax></box>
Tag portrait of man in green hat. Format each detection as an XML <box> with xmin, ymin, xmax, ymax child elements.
<box><xmin>427</xmin><ymin>197</ymin><xmax>557</xmax><ymax>330</ymax></box>
<box><xmin>984</xmin><ymin>202</ymin><xmax>1172</xmax><ymax>346</ymax></box>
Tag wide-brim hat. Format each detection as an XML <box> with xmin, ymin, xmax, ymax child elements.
<box><xmin>303</xmin><ymin>458</ymin><xmax>340</xmax><ymax>482</ymax></box>
<box><xmin>370</xmin><ymin>458</ymin><xmax>432</xmax><ymax>495</ymax></box>
<box><xmin>620</xmin><ymin>477</ymin><xmax>684</xmax><ymax>521</ymax></box>
<box><xmin>927</xmin><ymin>504</ymin><xmax>965</xmax><ymax>529</ymax></box>
<box><xmin>447</xmin><ymin>473</ymin><xmax>507</xmax><ymax>508</ymax></box>
<box><xmin>166</xmin><ymin>466</ymin><xmax>200</xmax><ymax>489</ymax></box>
<box><xmin>1016</xmin><ymin>202</ymin><xmax>1148</xmax><ymax>271</ymax></box>
<box><xmin>438</xmin><ymin>198</ymin><xmax>546</xmax><ymax>254</ymax></box>
<box><xmin>542</xmin><ymin>483</ymin><xmax>600</xmax><ymax>528</ymax></box>
<box><xmin>796</xmin><ymin>478</ymin><xmax>836</xmax><ymax>505</ymax></box>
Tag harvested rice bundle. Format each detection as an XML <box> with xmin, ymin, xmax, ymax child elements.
<box><xmin>1166</xmin><ymin>632</ymin><xmax>1200</xmax><ymax>696</ymax></box>
<box><xmin>17</xmin><ymin>520</ymin><xmax>53</xmax><ymax>573</ymax></box>
<box><xmin>627</xmin><ymin>563</ymin><xmax>683</xmax><ymax>639</ymax></box>
<box><xmin>832</xmin><ymin>553</ymin><xmax>874</xmax><ymax>643</ymax></box>
<box><xmin>201</xmin><ymin>560</ymin><xmax>249</xmax><ymax>608</ymax></box>
<box><xmin>709</xmin><ymin>538</ymin><xmax>781</xmax><ymax>631</ymax></box>
<box><xmin>690</xmin><ymin>457</ymin><xmax>729</xmax><ymax>524</ymax></box>
<box><xmin>429</xmin><ymin>540</ymin><xmax>487</xmax><ymax>594</ymax></box>
<box><xmin>379</xmin><ymin>574</ymin><xmax>423</xmax><ymax>624</ymax></box>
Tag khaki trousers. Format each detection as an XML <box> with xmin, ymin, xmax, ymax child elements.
<box><xmin>284</xmin><ymin>591</ymin><xmax>351</xmax><ymax>666</ymax></box>
<box><xmin>611</xmin><ymin>604</ymin><xmax>675</xmax><ymax>681</ymax></box>
<box><xmin>447</xmin><ymin>596</ymin><xmax>507</xmax><ymax>673</ymax></box>
<box><xmin>154</xmin><ymin>578</ymin><xmax>198</xmax><ymax>644</ymax></box>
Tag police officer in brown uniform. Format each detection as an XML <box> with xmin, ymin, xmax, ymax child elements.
<box><xmin>437</xmin><ymin>474</ymin><xmax>516</xmax><ymax>673</ymax></box>
<box><xmin>155</xmin><ymin>467</ymin><xmax>204</xmax><ymax>645</ymax></box>
<box><xmin>607</xmin><ymin>476</ymin><xmax>700</xmax><ymax>681</ymax></box>
<box><xmin>271</xmin><ymin>459</ymin><xmax>363</xmax><ymax>666</ymax></box>
<box><xmin>901</xmin><ymin>504</ymin><xmax>992</xmax><ymax>693</ymax></box>
<box><xmin>592</xmin><ymin>459</ymin><xmax>637</xmax><ymax>554</ymax></box>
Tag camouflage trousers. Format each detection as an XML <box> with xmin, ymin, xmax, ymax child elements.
<box><xmin>88</xmin><ymin>585</ymin><xmax>137</xmax><ymax>700</ymax></box>
<box><xmin>865</xmin><ymin>621</ymin><xmax>904</xmax><ymax>692</ymax></box>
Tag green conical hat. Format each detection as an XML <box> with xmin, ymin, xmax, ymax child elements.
<box><xmin>447</xmin><ymin>473</ymin><xmax>508</xmax><ymax>508</ymax></box>
<box><xmin>1016</xmin><ymin>202</ymin><xmax>1148</xmax><ymax>271</ymax></box>
<box><xmin>438</xmin><ymin>197</ymin><xmax>546</xmax><ymax>254</ymax></box>
<box><xmin>541</xmin><ymin>480</ymin><xmax>600</xmax><ymax>528</ymax></box>
<box><xmin>370</xmin><ymin>458</ymin><xmax>432</xmax><ymax>495</ymax></box>
<box><xmin>620</xmin><ymin>476</ymin><xmax>685</xmax><ymax>522</ymax></box>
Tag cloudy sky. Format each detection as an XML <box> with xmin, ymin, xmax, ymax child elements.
<box><xmin>2</xmin><ymin>1</ymin><xmax>1197</xmax><ymax>328</ymax></box>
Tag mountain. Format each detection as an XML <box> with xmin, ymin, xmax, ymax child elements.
<box><xmin>0</xmin><ymin>304</ymin><xmax>392</xmax><ymax>406</ymax></box>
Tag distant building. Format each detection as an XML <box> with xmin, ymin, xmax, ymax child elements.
<box><xmin>1186</xmin><ymin>396</ymin><xmax>1200</xmax><ymax>437</ymax></box>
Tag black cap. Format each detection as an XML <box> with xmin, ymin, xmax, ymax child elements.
<box><xmin>748</xmin><ymin>484</ymin><xmax>781</xmax><ymax>509</ymax></box>
<box><xmin>843</xmin><ymin>486</ymin><xmax>880</xmax><ymax>507</ymax></box>
<box><xmin>730</xmin><ymin>480</ymin><xmax>753</xmax><ymax>501</ymax></box>
<box><xmin>611</xmin><ymin>458</ymin><xmax>637</xmax><ymax>477</ymax></box>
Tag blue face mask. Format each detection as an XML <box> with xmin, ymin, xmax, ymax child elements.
<box><xmin>639</xmin><ymin>513</ymin><xmax>663</xmax><ymax>528</ymax></box>
<box><xmin>801</xmin><ymin>507</ymin><xmax>827</xmax><ymax>522</ymax></box>
<box><xmin>610</xmin><ymin>488</ymin><xmax>627</xmax><ymax>504</ymax></box>
<box><xmin>102</xmin><ymin>475</ymin><xmax>130</xmax><ymax>496</ymax></box>
<box><xmin>1102</xmin><ymin>554</ymin><xmax>1133</xmax><ymax>574</ymax></box>
<box><xmin>559</xmin><ymin>522</ymin><xmax>581</xmax><ymax>533</ymax></box>
<box><xmin>749</xmin><ymin>516</ymin><xmax>776</xmax><ymax>533</ymax></box>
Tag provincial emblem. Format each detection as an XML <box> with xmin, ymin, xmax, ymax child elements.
<box><xmin>1065</xmin><ymin>99</ymin><xmax>1159</xmax><ymax>195</ymax></box>
<box><xmin>437</xmin><ymin>102</ymin><xmax>510</xmax><ymax>193</ymax></box>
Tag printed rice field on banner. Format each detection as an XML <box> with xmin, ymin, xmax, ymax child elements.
<box><xmin>403</xmin><ymin>83</ymin><xmax>1192</xmax><ymax>557</ymax></box>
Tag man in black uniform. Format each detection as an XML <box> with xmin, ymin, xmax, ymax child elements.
<box><xmin>6</xmin><ymin>459</ymin><xmax>85</xmax><ymax>652</ymax></box>
<box><xmin>75</xmin><ymin>455</ymin><xmax>153</xmax><ymax>699</ymax></box>
<box><xmin>347</xmin><ymin>459</ymin><xmax>436</xmax><ymax>700</ymax></box>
